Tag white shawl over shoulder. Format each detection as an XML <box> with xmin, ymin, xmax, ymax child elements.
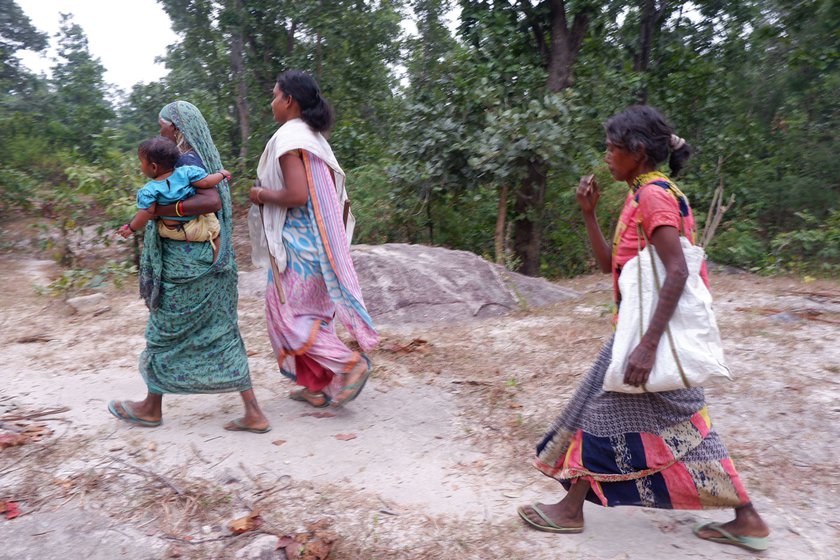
<box><xmin>248</xmin><ymin>118</ymin><xmax>354</xmax><ymax>270</ymax></box>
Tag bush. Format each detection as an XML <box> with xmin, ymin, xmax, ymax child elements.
<box><xmin>770</xmin><ymin>210</ymin><xmax>840</xmax><ymax>275</ymax></box>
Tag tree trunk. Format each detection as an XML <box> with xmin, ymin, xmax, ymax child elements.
<box><xmin>545</xmin><ymin>0</ymin><xmax>590</xmax><ymax>92</ymax></box>
<box><xmin>230</xmin><ymin>0</ymin><xmax>249</xmax><ymax>165</ymax></box>
<box><xmin>512</xmin><ymin>0</ymin><xmax>591</xmax><ymax>276</ymax></box>
<box><xmin>513</xmin><ymin>160</ymin><xmax>547</xmax><ymax>276</ymax></box>
<box><xmin>425</xmin><ymin>189</ymin><xmax>434</xmax><ymax>245</ymax></box>
<box><xmin>634</xmin><ymin>0</ymin><xmax>668</xmax><ymax>104</ymax></box>
<box><xmin>495</xmin><ymin>184</ymin><xmax>508</xmax><ymax>265</ymax></box>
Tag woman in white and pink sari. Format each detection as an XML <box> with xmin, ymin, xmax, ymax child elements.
<box><xmin>248</xmin><ymin>70</ymin><xmax>378</xmax><ymax>409</ymax></box>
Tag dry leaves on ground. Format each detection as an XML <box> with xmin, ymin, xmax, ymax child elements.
<box><xmin>228</xmin><ymin>510</ymin><xmax>263</xmax><ymax>535</ymax></box>
<box><xmin>277</xmin><ymin>519</ymin><xmax>337</xmax><ymax>560</ymax></box>
<box><xmin>0</xmin><ymin>501</ymin><xmax>21</xmax><ymax>520</ymax></box>
<box><xmin>0</xmin><ymin>422</ymin><xmax>52</xmax><ymax>450</ymax></box>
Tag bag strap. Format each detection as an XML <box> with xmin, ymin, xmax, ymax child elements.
<box><xmin>637</xmin><ymin>224</ymin><xmax>691</xmax><ymax>390</ymax></box>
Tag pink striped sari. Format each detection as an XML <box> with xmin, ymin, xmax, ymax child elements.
<box><xmin>265</xmin><ymin>151</ymin><xmax>378</xmax><ymax>398</ymax></box>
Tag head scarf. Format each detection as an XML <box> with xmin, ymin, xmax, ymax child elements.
<box><xmin>158</xmin><ymin>101</ymin><xmax>224</xmax><ymax>171</ymax></box>
<box><xmin>139</xmin><ymin>101</ymin><xmax>235</xmax><ymax>309</ymax></box>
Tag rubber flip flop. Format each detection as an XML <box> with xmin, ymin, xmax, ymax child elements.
<box><xmin>288</xmin><ymin>389</ymin><xmax>330</xmax><ymax>408</ymax></box>
<box><xmin>331</xmin><ymin>355</ymin><xmax>372</xmax><ymax>408</ymax></box>
<box><xmin>517</xmin><ymin>504</ymin><xmax>584</xmax><ymax>534</ymax></box>
<box><xmin>693</xmin><ymin>521</ymin><xmax>769</xmax><ymax>552</ymax></box>
<box><xmin>107</xmin><ymin>400</ymin><xmax>162</xmax><ymax>427</ymax></box>
<box><xmin>223</xmin><ymin>418</ymin><xmax>272</xmax><ymax>434</ymax></box>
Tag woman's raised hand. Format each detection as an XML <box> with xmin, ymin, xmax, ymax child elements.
<box><xmin>576</xmin><ymin>174</ymin><xmax>600</xmax><ymax>214</ymax></box>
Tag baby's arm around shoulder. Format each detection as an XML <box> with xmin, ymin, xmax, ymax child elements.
<box><xmin>192</xmin><ymin>169</ymin><xmax>232</xmax><ymax>189</ymax></box>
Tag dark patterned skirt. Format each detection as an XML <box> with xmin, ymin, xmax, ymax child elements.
<box><xmin>535</xmin><ymin>336</ymin><xmax>750</xmax><ymax>509</ymax></box>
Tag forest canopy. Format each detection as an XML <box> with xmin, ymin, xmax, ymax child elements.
<box><xmin>2</xmin><ymin>0</ymin><xmax>838</xmax><ymax>280</ymax></box>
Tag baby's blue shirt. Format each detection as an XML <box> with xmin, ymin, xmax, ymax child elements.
<box><xmin>136</xmin><ymin>165</ymin><xmax>208</xmax><ymax>221</ymax></box>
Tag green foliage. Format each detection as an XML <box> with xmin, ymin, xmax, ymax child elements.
<box><xmin>0</xmin><ymin>0</ymin><xmax>48</xmax><ymax>90</ymax></box>
<box><xmin>35</xmin><ymin>260</ymin><xmax>138</xmax><ymax>298</ymax></box>
<box><xmin>1</xmin><ymin>0</ymin><xmax>838</xmax><ymax>285</ymax></box>
<box><xmin>770</xmin><ymin>210</ymin><xmax>840</xmax><ymax>275</ymax></box>
<box><xmin>706</xmin><ymin>220</ymin><xmax>769</xmax><ymax>272</ymax></box>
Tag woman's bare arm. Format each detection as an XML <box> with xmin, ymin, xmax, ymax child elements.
<box><xmin>577</xmin><ymin>175</ymin><xmax>612</xmax><ymax>273</ymax></box>
<box><xmin>248</xmin><ymin>152</ymin><xmax>309</xmax><ymax>208</ymax></box>
<box><xmin>154</xmin><ymin>187</ymin><xmax>222</xmax><ymax>217</ymax></box>
<box><xmin>622</xmin><ymin>225</ymin><xmax>689</xmax><ymax>386</ymax></box>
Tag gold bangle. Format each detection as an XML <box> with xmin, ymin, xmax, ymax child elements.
<box><xmin>256</xmin><ymin>188</ymin><xmax>264</xmax><ymax>204</ymax></box>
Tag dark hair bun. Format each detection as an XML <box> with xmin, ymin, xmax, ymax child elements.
<box><xmin>605</xmin><ymin>105</ymin><xmax>692</xmax><ymax>176</ymax></box>
<box><xmin>276</xmin><ymin>70</ymin><xmax>335</xmax><ymax>133</ymax></box>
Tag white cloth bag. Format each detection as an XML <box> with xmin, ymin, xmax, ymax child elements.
<box><xmin>603</xmin><ymin>232</ymin><xmax>732</xmax><ymax>393</ymax></box>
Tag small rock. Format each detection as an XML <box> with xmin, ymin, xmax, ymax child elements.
<box><xmin>66</xmin><ymin>293</ymin><xmax>108</xmax><ymax>314</ymax></box>
<box><xmin>769</xmin><ymin>311</ymin><xmax>802</xmax><ymax>324</ymax></box>
<box><xmin>234</xmin><ymin>535</ymin><xmax>280</xmax><ymax>560</ymax></box>
<box><xmin>215</xmin><ymin>468</ymin><xmax>240</xmax><ymax>485</ymax></box>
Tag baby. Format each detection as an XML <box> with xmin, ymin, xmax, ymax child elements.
<box><xmin>117</xmin><ymin>136</ymin><xmax>230</xmax><ymax>251</ymax></box>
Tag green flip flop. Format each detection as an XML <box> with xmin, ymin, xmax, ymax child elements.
<box><xmin>331</xmin><ymin>356</ymin><xmax>372</xmax><ymax>408</ymax></box>
<box><xmin>693</xmin><ymin>521</ymin><xmax>769</xmax><ymax>552</ymax></box>
<box><xmin>288</xmin><ymin>388</ymin><xmax>330</xmax><ymax>408</ymax></box>
<box><xmin>517</xmin><ymin>504</ymin><xmax>584</xmax><ymax>534</ymax></box>
<box><xmin>223</xmin><ymin>418</ymin><xmax>272</xmax><ymax>434</ymax></box>
<box><xmin>107</xmin><ymin>400</ymin><xmax>162</xmax><ymax>427</ymax></box>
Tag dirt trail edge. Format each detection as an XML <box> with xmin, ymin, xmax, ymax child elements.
<box><xmin>1</xmin><ymin>253</ymin><xmax>838</xmax><ymax>560</ymax></box>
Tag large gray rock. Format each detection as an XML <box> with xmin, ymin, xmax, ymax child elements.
<box><xmin>352</xmin><ymin>243</ymin><xmax>578</xmax><ymax>325</ymax></box>
<box><xmin>239</xmin><ymin>243</ymin><xmax>579</xmax><ymax>326</ymax></box>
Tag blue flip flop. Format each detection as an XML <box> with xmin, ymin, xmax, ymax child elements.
<box><xmin>693</xmin><ymin>521</ymin><xmax>769</xmax><ymax>552</ymax></box>
<box><xmin>107</xmin><ymin>400</ymin><xmax>162</xmax><ymax>427</ymax></box>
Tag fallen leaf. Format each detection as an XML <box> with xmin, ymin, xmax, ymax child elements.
<box><xmin>228</xmin><ymin>510</ymin><xmax>263</xmax><ymax>535</ymax></box>
<box><xmin>15</xmin><ymin>335</ymin><xmax>52</xmax><ymax>344</ymax></box>
<box><xmin>271</xmin><ymin>439</ymin><xmax>287</xmax><ymax>446</ymax></box>
<box><xmin>334</xmin><ymin>433</ymin><xmax>356</xmax><ymax>441</ymax></box>
<box><xmin>382</xmin><ymin>338</ymin><xmax>428</xmax><ymax>354</ymax></box>
<box><xmin>1</xmin><ymin>501</ymin><xmax>21</xmax><ymax>520</ymax></box>
<box><xmin>0</xmin><ymin>433</ymin><xmax>26</xmax><ymax>450</ymax></box>
<box><xmin>276</xmin><ymin>523</ymin><xmax>336</xmax><ymax>560</ymax></box>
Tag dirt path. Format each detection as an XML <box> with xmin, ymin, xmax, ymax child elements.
<box><xmin>1</xmin><ymin>244</ymin><xmax>839</xmax><ymax>559</ymax></box>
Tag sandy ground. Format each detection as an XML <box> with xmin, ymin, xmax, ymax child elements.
<box><xmin>1</xmin><ymin>216</ymin><xmax>839</xmax><ymax>559</ymax></box>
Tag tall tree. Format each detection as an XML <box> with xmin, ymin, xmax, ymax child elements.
<box><xmin>0</xmin><ymin>0</ymin><xmax>48</xmax><ymax>92</ymax></box>
<box><xmin>50</xmin><ymin>13</ymin><xmax>114</xmax><ymax>160</ymax></box>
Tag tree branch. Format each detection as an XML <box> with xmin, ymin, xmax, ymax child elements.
<box><xmin>519</xmin><ymin>0</ymin><xmax>550</xmax><ymax>66</ymax></box>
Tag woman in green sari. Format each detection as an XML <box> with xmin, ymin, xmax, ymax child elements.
<box><xmin>108</xmin><ymin>101</ymin><xmax>270</xmax><ymax>433</ymax></box>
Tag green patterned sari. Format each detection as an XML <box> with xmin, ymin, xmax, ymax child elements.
<box><xmin>138</xmin><ymin>101</ymin><xmax>251</xmax><ymax>394</ymax></box>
